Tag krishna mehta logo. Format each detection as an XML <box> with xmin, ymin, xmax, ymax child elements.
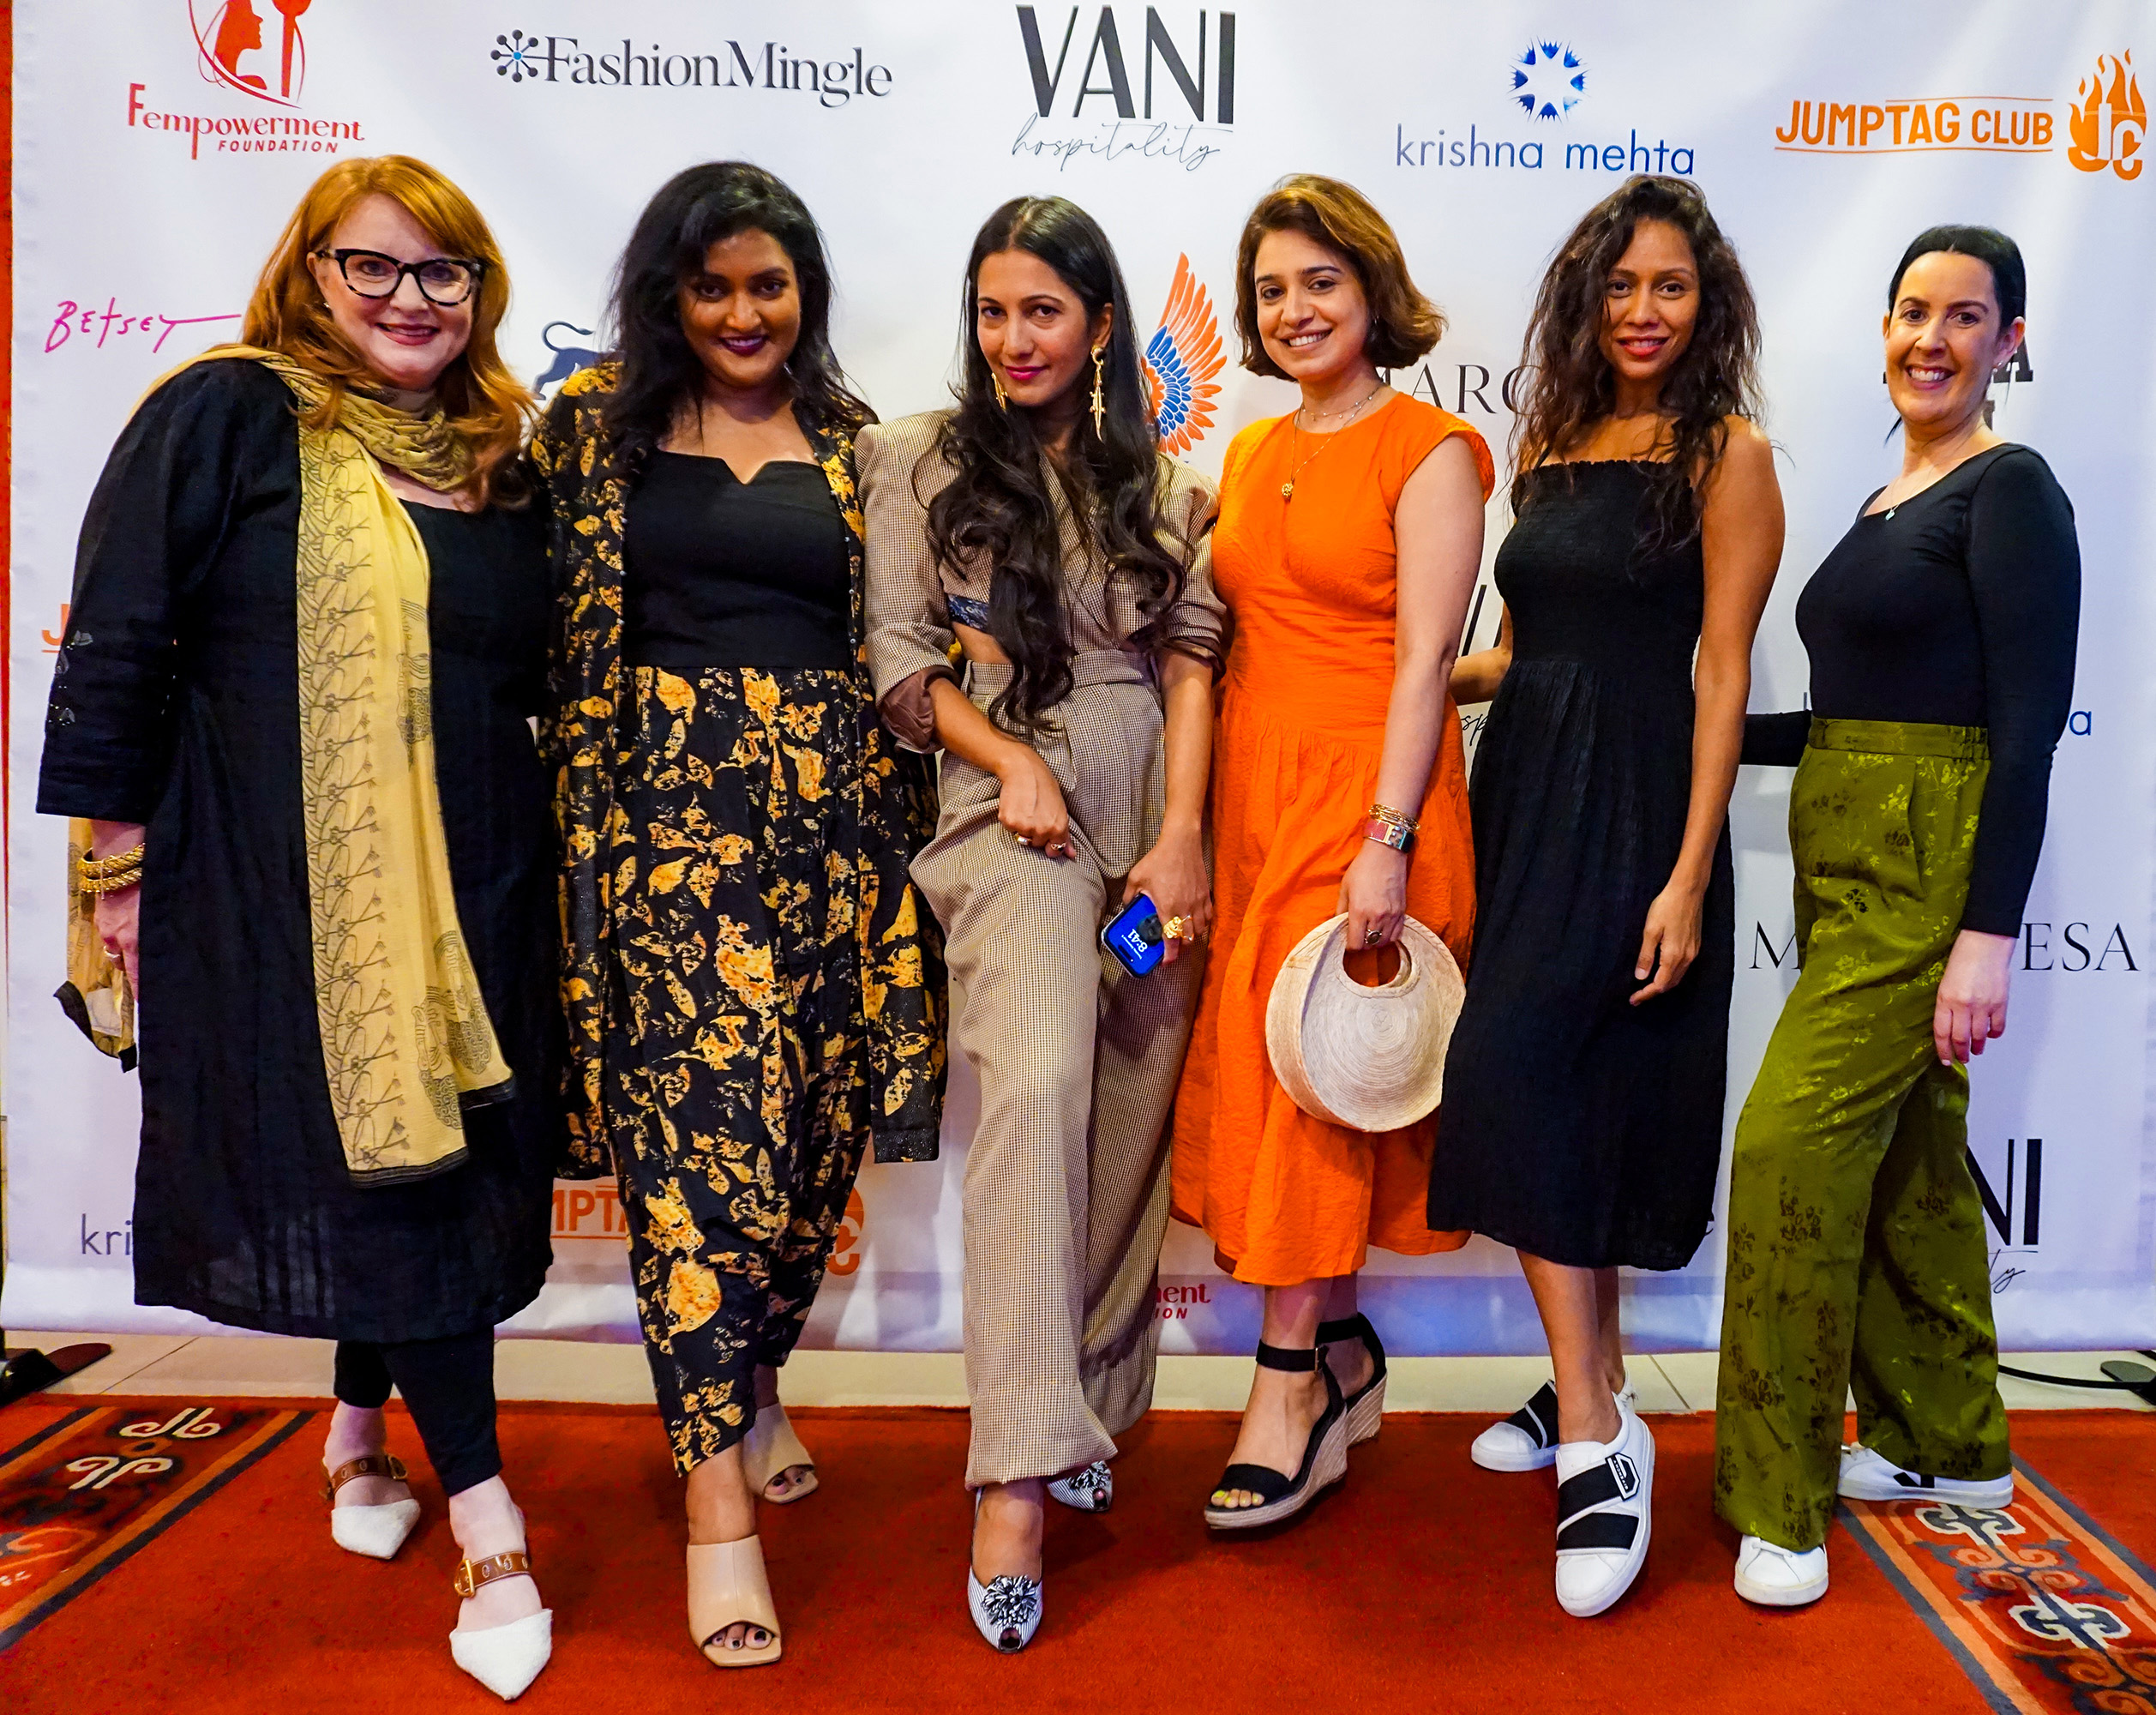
<box><xmin>128</xmin><ymin>1</ymin><xmax>365</xmax><ymax>160</ymax></box>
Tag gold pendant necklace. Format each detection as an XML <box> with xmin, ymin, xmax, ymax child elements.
<box><xmin>1281</xmin><ymin>385</ymin><xmax>1385</xmax><ymax>501</ymax></box>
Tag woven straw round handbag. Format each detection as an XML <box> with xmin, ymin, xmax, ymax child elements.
<box><xmin>1264</xmin><ymin>913</ymin><xmax>1466</xmax><ymax>1132</ymax></box>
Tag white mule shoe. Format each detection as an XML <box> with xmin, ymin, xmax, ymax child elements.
<box><xmin>1734</xmin><ymin>1534</ymin><xmax>1829</xmax><ymax>1607</ymax></box>
<box><xmin>1552</xmin><ymin>1399</ymin><xmax>1655</xmax><ymax>1618</ymax></box>
<box><xmin>1473</xmin><ymin>1381</ymin><xmax>1638</xmax><ymax>1473</ymax></box>
<box><xmin>449</xmin><ymin>1549</ymin><xmax>553</xmax><ymax>1700</ymax></box>
<box><xmin>742</xmin><ymin>1401</ymin><xmax>819</xmax><ymax>1504</ymax></box>
<box><xmin>1048</xmin><ymin>1460</ymin><xmax>1113</xmax><ymax>1513</ymax></box>
<box><xmin>322</xmin><ymin>1453</ymin><xmax>421</xmax><ymax>1561</ymax></box>
<box><xmin>1837</xmin><ymin>1443</ymin><xmax>2013</xmax><ymax>1507</ymax></box>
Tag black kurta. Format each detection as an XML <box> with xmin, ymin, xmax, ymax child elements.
<box><xmin>37</xmin><ymin>358</ymin><xmax>561</xmax><ymax>1342</ymax></box>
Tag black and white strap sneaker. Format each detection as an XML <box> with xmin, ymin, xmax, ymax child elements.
<box><xmin>1472</xmin><ymin>1381</ymin><xmax>1638</xmax><ymax>1473</ymax></box>
<box><xmin>1552</xmin><ymin>1401</ymin><xmax>1655</xmax><ymax>1618</ymax></box>
<box><xmin>1837</xmin><ymin>1444</ymin><xmax>2013</xmax><ymax>1508</ymax></box>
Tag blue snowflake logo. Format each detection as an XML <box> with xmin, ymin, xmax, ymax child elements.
<box><xmin>492</xmin><ymin>31</ymin><xmax>541</xmax><ymax>83</ymax></box>
<box><xmin>1512</xmin><ymin>41</ymin><xmax>1585</xmax><ymax>122</ymax></box>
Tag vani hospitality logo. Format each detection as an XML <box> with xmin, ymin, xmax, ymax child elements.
<box><xmin>129</xmin><ymin>1</ymin><xmax>365</xmax><ymax>160</ymax></box>
<box><xmin>1010</xmin><ymin>6</ymin><xmax>1236</xmax><ymax>173</ymax></box>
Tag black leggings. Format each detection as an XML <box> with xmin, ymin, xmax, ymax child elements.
<box><xmin>333</xmin><ymin>1331</ymin><xmax>502</xmax><ymax>1497</ymax></box>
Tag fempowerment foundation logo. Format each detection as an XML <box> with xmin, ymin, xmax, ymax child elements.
<box><xmin>128</xmin><ymin>2</ymin><xmax>366</xmax><ymax>161</ymax></box>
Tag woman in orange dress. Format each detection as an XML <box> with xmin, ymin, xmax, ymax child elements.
<box><xmin>1172</xmin><ymin>176</ymin><xmax>1492</xmax><ymax>1528</ymax></box>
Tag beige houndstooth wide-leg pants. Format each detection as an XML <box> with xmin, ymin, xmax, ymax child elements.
<box><xmin>912</xmin><ymin>652</ymin><xmax>1204</xmax><ymax>1489</ymax></box>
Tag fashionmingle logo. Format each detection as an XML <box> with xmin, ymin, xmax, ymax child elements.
<box><xmin>129</xmin><ymin>0</ymin><xmax>364</xmax><ymax>160</ymax></box>
<box><xmin>488</xmin><ymin>31</ymin><xmax>893</xmax><ymax>105</ymax></box>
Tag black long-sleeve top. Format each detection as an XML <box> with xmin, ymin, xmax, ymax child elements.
<box><xmin>1745</xmin><ymin>444</ymin><xmax>2080</xmax><ymax>936</ymax></box>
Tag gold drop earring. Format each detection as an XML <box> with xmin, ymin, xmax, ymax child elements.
<box><xmin>1089</xmin><ymin>346</ymin><xmax>1107</xmax><ymax>437</ymax></box>
<box><xmin>991</xmin><ymin>370</ymin><xmax>1008</xmax><ymax>412</ymax></box>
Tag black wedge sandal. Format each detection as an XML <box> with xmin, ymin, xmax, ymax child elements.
<box><xmin>1204</xmin><ymin>1344</ymin><xmax>1349</xmax><ymax>1531</ymax></box>
<box><xmin>1316</xmin><ymin>1312</ymin><xmax>1388</xmax><ymax>1447</ymax></box>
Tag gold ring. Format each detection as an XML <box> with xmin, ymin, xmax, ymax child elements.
<box><xmin>1163</xmin><ymin>914</ymin><xmax>1192</xmax><ymax>941</ymax></box>
<box><xmin>1014</xmin><ymin>833</ymin><xmax>1030</xmax><ymax>846</ymax></box>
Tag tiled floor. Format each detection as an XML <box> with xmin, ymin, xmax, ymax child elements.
<box><xmin>15</xmin><ymin>1333</ymin><xmax>2153</xmax><ymax>1413</ymax></box>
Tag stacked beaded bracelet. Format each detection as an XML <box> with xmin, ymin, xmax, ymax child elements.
<box><xmin>1362</xmin><ymin>802</ymin><xmax>1419</xmax><ymax>852</ymax></box>
<box><xmin>79</xmin><ymin>844</ymin><xmax>145</xmax><ymax>895</ymax></box>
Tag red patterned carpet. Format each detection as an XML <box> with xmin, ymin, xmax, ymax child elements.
<box><xmin>0</xmin><ymin>1395</ymin><xmax>2148</xmax><ymax>1713</ymax></box>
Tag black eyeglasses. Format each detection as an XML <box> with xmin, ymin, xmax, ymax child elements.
<box><xmin>315</xmin><ymin>249</ymin><xmax>485</xmax><ymax>306</ymax></box>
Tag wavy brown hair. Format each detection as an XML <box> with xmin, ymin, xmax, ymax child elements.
<box><xmin>1511</xmin><ymin>176</ymin><xmax>1761</xmax><ymax>552</ymax></box>
<box><xmin>241</xmin><ymin>155</ymin><xmax>534</xmax><ymax>505</ymax></box>
<box><xmin>927</xmin><ymin>196</ymin><xmax>1190</xmax><ymax>736</ymax></box>
<box><xmin>1233</xmin><ymin>175</ymin><xmax>1444</xmax><ymax>376</ymax></box>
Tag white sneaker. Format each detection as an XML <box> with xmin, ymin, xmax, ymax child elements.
<box><xmin>1734</xmin><ymin>1534</ymin><xmax>1828</xmax><ymax>1607</ymax></box>
<box><xmin>1837</xmin><ymin>1443</ymin><xmax>2013</xmax><ymax>1508</ymax></box>
<box><xmin>1552</xmin><ymin>1398</ymin><xmax>1654</xmax><ymax>1617</ymax></box>
<box><xmin>1048</xmin><ymin>1459</ymin><xmax>1112</xmax><ymax>1513</ymax></box>
<box><xmin>1472</xmin><ymin>1381</ymin><xmax>1637</xmax><ymax>1473</ymax></box>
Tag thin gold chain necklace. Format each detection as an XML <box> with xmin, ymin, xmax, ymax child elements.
<box><xmin>1281</xmin><ymin>385</ymin><xmax>1385</xmax><ymax>501</ymax></box>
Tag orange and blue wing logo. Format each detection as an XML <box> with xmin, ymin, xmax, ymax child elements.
<box><xmin>1142</xmin><ymin>255</ymin><xmax>1225</xmax><ymax>456</ymax></box>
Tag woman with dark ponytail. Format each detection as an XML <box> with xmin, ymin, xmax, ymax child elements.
<box><xmin>862</xmin><ymin>196</ymin><xmax>1223</xmax><ymax>1653</ymax></box>
<box><xmin>532</xmin><ymin>160</ymin><xmax>946</xmax><ymax>1668</ymax></box>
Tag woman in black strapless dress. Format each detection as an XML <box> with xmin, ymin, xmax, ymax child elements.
<box><xmin>1432</xmin><ymin>177</ymin><xmax>1782</xmax><ymax>1620</ymax></box>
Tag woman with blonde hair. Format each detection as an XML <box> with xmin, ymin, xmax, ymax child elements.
<box><xmin>39</xmin><ymin>156</ymin><xmax>559</xmax><ymax>1700</ymax></box>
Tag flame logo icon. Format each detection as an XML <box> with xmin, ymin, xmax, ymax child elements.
<box><xmin>2069</xmin><ymin>51</ymin><xmax>2144</xmax><ymax>178</ymax></box>
<box><xmin>1142</xmin><ymin>255</ymin><xmax>1225</xmax><ymax>457</ymax></box>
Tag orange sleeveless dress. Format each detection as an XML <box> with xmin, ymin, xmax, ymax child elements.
<box><xmin>1170</xmin><ymin>395</ymin><xmax>1494</xmax><ymax>1286</ymax></box>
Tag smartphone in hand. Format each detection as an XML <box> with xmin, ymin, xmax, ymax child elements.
<box><xmin>1101</xmin><ymin>894</ymin><xmax>1166</xmax><ymax>977</ymax></box>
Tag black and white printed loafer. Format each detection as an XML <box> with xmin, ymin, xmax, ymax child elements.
<box><xmin>1836</xmin><ymin>1444</ymin><xmax>2013</xmax><ymax>1507</ymax></box>
<box><xmin>1472</xmin><ymin>1381</ymin><xmax>1637</xmax><ymax>1473</ymax></box>
<box><xmin>1048</xmin><ymin>1460</ymin><xmax>1113</xmax><ymax>1513</ymax></box>
<box><xmin>1552</xmin><ymin>1400</ymin><xmax>1655</xmax><ymax>1618</ymax></box>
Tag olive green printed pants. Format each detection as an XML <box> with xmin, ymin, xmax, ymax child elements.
<box><xmin>1715</xmin><ymin>719</ymin><xmax>2011</xmax><ymax>1553</ymax></box>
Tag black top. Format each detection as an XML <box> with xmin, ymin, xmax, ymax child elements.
<box><xmin>623</xmin><ymin>451</ymin><xmax>850</xmax><ymax>670</ymax></box>
<box><xmin>37</xmin><ymin>359</ymin><xmax>562</xmax><ymax>1342</ymax></box>
<box><xmin>1745</xmin><ymin>445</ymin><xmax>2081</xmax><ymax>936</ymax></box>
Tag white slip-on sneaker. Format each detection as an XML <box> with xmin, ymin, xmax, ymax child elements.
<box><xmin>1552</xmin><ymin>1399</ymin><xmax>1655</xmax><ymax>1618</ymax></box>
<box><xmin>1048</xmin><ymin>1459</ymin><xmax>1113</xmax><ymax>1513</ymax></box>
<box><xmin>1472</xmin><ymin>1381</ymin><xmax>1638</xmax><ymax>1474</ymax></box>
<box><xmin>323</xmin><ymin>1453</ymin><xmax>421</xmax><ymax>1561</ymax></box>
<box><xmin>1837</xmin><ymin>1443</ymin><xmax>2013</xmax><ymax>1507</ymax></box>
<box><xmin>1734</xmin><ymin>1534</ymin><xmax>1829</xmax><ymax>1607</ymax></box>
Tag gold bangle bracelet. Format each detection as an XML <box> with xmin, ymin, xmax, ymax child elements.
<box><xmin>80</xmin><ymin>844</ymin><xmax>147</xmax><ymax>877</ymax></box>
<box><xmin>81</xmin><ymin>869</ymin><xmax>142</xmax><ymax>896</ymax></box>
<box><xmin>1367</xmin><ymin>802</ymin><xmax>1420</xmax><ymax>831</ymax></box>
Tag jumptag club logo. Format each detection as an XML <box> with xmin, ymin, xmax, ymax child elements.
<box><xmin>1773</xmin><ymin>46</ymin><xmax>2143</xmax><ymax>183</ymax></box>
<box><xmin>127</xmin><ymin>2</ymin><xmax>367</xmax><ymax>161</ymax></box>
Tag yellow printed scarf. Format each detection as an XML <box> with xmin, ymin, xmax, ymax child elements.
<box><xmin>70</xmin><ymin>346</ymin><xmax>507</xmax><ymax>1182</ymax></box>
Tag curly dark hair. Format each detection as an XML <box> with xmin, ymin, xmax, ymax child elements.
<box><xmin>1511</xmin><ymin>176</ymin><xmax>1762</xmax><ymax>553</ymax></box>
<box><xmin>925</xmin><ymin>196</ymin><xmax>1190</xmax><ymax>735</ymax></box>
<box><xmin>599</xmin><ymin>161</ymin><xmax>870</xmax><ymax>469</ymax></box>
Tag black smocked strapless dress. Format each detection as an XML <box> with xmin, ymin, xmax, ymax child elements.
<box><xmin>1430</xmin><ymin>461</ymin><xmax>1733</xmax><ymax>1271</ymax></box>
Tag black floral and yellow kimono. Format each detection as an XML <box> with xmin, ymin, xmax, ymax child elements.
<box><xmin>532</xmin><ymin>367</ymin><xmax>945</xmax><ymax>1469</ymax></box>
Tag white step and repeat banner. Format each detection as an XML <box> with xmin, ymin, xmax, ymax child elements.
<box><xmin>6</xmin><ymin>1</ymin><xmax>2153</xmax><ymax>1355</ymax></box>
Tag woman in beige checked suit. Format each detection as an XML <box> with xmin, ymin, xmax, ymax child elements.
<box><xmin>862</xmin><ymin>196</ymin><xmax>1223</xmax><ymax>1654</ymax></box>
